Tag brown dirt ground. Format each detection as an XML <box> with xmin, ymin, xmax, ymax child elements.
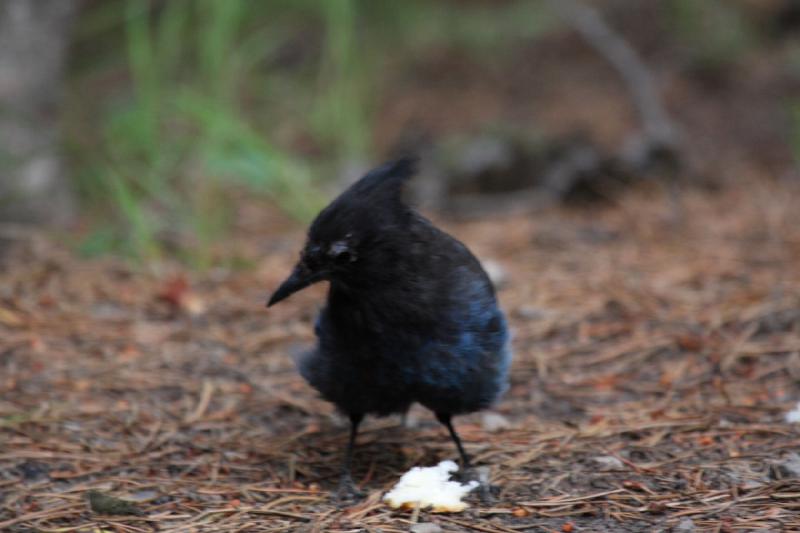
<box><xmin>4</xmin><ymin>5</ymin><xmax>800</xmax><ymax>532</ymax></box>
<box><xmin>2</xmin><ymin>178</ymin><xmax>800</xmax><ymax>533</ymax></box>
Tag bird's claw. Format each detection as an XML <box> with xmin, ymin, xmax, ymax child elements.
<box><xmin>477</xmin><ymin>480</ymin><xmax>495</xmax><ymax>505</ymax></box>
<box><xmin>457</xmin><ymin>465</ymin><xmax>495</xmax><ymax>505</ymax></box>
<box><xmin>333</xmin><ymin>477</ymin><xmax>364</xmax><ymax>505</ymax></box>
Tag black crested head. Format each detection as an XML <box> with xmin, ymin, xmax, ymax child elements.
<box><xmin>310</xmin><ymin>156</ymin><xmax>417</xmax><ymax>241</ymax></box>
<box><xmin>267</xmin><ymin>157</ymin><xmax>418</xmax><ymax>307</ymax></box>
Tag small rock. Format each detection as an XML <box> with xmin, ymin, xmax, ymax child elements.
<box><xmin>87</xmin><ymin>490</ymin><xmax>143</xmax><ymax>516</ymax></box>
<box><xmin>90</xmin><ymin>302</ymin><xmax>130</xmax><ymax>321</ymax></box>
<box><xmin>718</xmin><ymin>418</ymin><xmax>734</xmax><ymax>428</ymax></box>
<box><xmin>481</xmin><ymin>412</ymin><xmax>511</xmax><ymax>432</ymax></box>
<box><xmin>410</xmin><ymin>523</ymin><xmax>442</xmax><ymax>533</ymax></box>
<box><xmin>402</xmin><ymin>410</ymin><xmax>421</xmax><ymax>428</ymax></box>
<box><xmin>674</xmin><ymin>517</ymin><xmax>695</xmax><ymax>532</ymax></box>
<box><xmin>785</xmin><ymin>401</ymin><xmax>800</xmax><ymax>423</ymax></box>
<box><xmin>772</xmin><ymin>453</ymin><xmax>800</xmax><ymax>478</ymax></box>
<box><xmin>480</xmin><ymin>259</ymin><xmax>509</xmax><ymax>289</ymax></box>
<box><xmin>514</xmin><ymin>305</ymin><xmax>547</xmax><ymax>320</ymax></box>
<box><xmin>740</xmin><ymin>480</ymin><xmax>763</xmax><ymax>490</ymax></box>
<box><xmin>592</xmin><ymin>455</ymin><xmax>624</xmax><ymax>471</ymax></box>
<box><xmin>127</xmin><ymin>489</ymin><xmax>160</xmax><ymax>502</ymax></box>
<box><xmin>181</xmin><ymin>293</ymin><xmax>207</xmax><ymax>316</ymax></box>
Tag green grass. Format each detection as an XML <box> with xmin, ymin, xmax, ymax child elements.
<box><xmin>65</xmin><ymin>0</ymin><xmax>553</xmax><ymax>262</ymax></box>
<box><xmin>666</xmin><ymin>0</ymin><xmax>757</xmax><ymax>73</ymax></box>
<box><xmin>68</xmin><ymin>0</ymin><xmax>333</xmax><ymax>262</ymax></box>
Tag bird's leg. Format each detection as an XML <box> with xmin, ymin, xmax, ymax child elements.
<box><xmin>435</xmin><ymin>412</ymin><xmax>471</xmax><ymax>469</ymax></box>
<box><xmin>436</xmin><ymin>412</ymin><xmax>493</xmax><ymax>503</ymax></box>
<box><xmin>335</xmin><ymin>412</ymin><xmax>364</xmax><ymax>503</ymax></box>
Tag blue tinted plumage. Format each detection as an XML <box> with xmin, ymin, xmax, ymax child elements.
<box><xmin>268</xmin><ymin>158</ymin><xmax>512</xmax><ymax>499</ymax></box>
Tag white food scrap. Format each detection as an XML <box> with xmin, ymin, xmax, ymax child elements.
<box><xmin>383</xmin><ymin>460</ymin><xmax>479</xmax><ymax>512</ymax></box>
<box><xmin>785</xmin><ymin>401</ymin><xmax>800</xmax><ymax>423</ymax></box>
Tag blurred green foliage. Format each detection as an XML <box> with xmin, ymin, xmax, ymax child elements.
<box><xmin>65</xmin><ymin>0</ymin><xmax>784</xmax><ymax>263</ymax></box>
<box><xmin>65</xmin><ymin>0</ymin><xmax>552</xmax><ymax>262</ymax></box>
<box><xmin>666</xmin><ymin>0</ymin><xmax>756</xmax><ymax>73</ymax></box>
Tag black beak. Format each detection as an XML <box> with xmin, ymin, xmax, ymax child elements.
<box><xmin>266</xmin><ymin>262</ymin><xmax>324</xmax><ymax>307</ymax></box>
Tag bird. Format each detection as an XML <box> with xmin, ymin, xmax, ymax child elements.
<box><xmin>267</xmin><ymin>157</ymin><xmax>511</xmax><ymax>500</ymax></box>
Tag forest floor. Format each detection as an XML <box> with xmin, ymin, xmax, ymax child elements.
<box><xmin>2</xmin><ymin>179</ymin><xmax>800</xmax><ymax>533</ymax></box>
<box><xmin>4</xmin><ymin>4</ymin><xmax>800</xmax><ymax>531</ymax></box>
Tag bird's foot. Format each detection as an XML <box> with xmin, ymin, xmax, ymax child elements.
<box><xmin>456</xmin><ymin>465</ymin><xmax>494</xmax><ymax>505</ymax></box>
<box><xmin>333</xmin><ymin>476</ymin><xmax>364</xmax><ymax>505</ymax></box>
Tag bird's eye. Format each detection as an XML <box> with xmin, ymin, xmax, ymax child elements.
<box><xmin>329</xmin><ymin>240</ymin><xmax>356</xmax><ymax>263</ymax></box>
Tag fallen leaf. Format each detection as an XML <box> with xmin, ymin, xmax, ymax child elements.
<box><xmin>593</xmin><ymin>455</ymin><xmax>624</xmax><ymax>471</ymax></box>
<box><xmin>0</xmin><ymin>307</ymin><xmax>23</xmax><ymax>326</ymax></box>
<box><xmin>676</xmin><ymin>334</ymin><xmax>704</xmax><ymax>352</ymax></box>
<box><xmin>156</xmin><ymin>276</ymin><xmax>189</xmax><ymax>308</ymax></box>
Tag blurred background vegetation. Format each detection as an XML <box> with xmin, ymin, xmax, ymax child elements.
<box><xmin>2</xmin><ymin>0</ymin><xmax>799</xmax><ymax>263</ymax></box>
<box><xmin>64</xmin><ymin>0</ymin><xmax>554</xmax><ymax>261</ymax></box>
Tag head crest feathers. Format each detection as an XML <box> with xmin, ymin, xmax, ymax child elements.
<box><xmin>347</xmin><ymin>156</ymin><xmax>418</xmax><ymax>201</ymax></box>
<box><xmin>308</xmin><ymin>157</ymin><xmax>419</xmax><ymax>241</ymax></box>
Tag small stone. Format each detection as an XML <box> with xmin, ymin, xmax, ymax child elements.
<box><xmin>718</xmin><ymin>418</ymin><xmax>734</xmax><ymax>428</ymax></box>
<box><xmin>772</xmin><ymin>453</ymin><xmax>800</xmax><ymax>478</ymax></box>
<box><xmin>740</xmin><ymin>480</ymin><xmax>763</xmax><ymax>490</ymax></box>
<box><xmin>785</xmin><ymin>401</ymin><xmax>800</xmax><ymax>423</ymax></box>
<box><xmin>181</xmin><ymin>293</ymin><xmax>207</xmax><ymax>316</ymax></box>
<box><xmin>127</xmin><ymin>490</ymin><xmax>159</xmax><ymax>502</ymax></box>
<box><xmin>402</xmin><ymin>409</ymin><xmax>421</xmax><ymax>429</ymax></box>
<box><xmin>87</xmin><ymin>490</ymin><xmax>143</xmax><ymax>516</ymax></box>
<box><xmin>481</xmin><ymin>259</ymin><xmax>509</xmax><ymax>288</ymax></box>
<box><xmin>674</xmin><ymin>518</ymin><xmax>695</xmax><ymax>532</ymax></box>
<box><xmin>593</xmin><ymin>455</ymin><xmax>624</xmax><ymax>471</ymax></box>
<box><xmin>481</xmin><ymin>412</ymin><xmax>511</xmax><ymax>432</ymax></box>
<box><xmin>515</xmin><ymin>305</ymin><xmax>547</xmax><ymax>320</ymax></box>
<box><xmin>410</xmin><ymin>523</ymin><xmax>442</xmax><ymax>533</ymax></box>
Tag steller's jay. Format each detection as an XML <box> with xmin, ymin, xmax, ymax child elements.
<box><xmin>267</xmin><ymin>158</ymin><xmax>511</xmax><ymax>500</ymax></box>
